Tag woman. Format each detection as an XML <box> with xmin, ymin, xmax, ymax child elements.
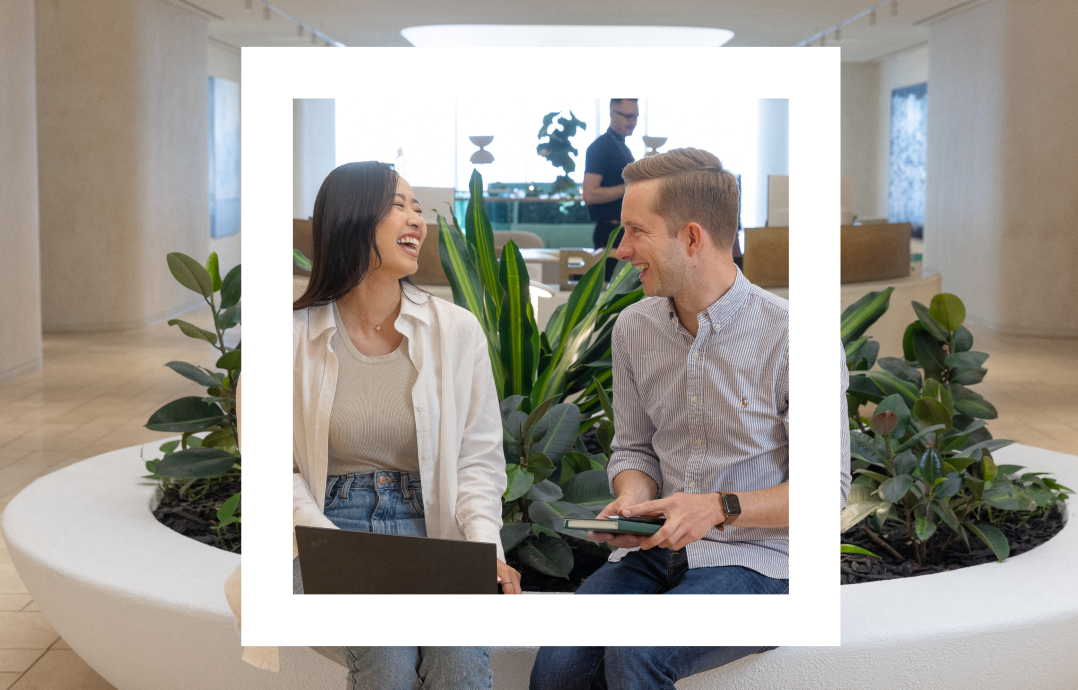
<box><xmin>293</xmin><ymin>161</ymin><xmax>520</xmax><ymax>689</ymax></box>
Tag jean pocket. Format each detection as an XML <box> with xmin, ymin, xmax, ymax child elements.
<box><xmin>407</xmin><ymin>487</ymin><xmax>426</xmax><ymax>518</ymax></box>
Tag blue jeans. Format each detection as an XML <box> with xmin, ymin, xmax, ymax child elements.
<box><xmin>529</xmin><ymin>547</ymin><xmax>786</xmax><ymax>690</ymax></box>
<box><xmin>293</xmin><ymin>471</ymin><xmax>492</xmax><ymax>690</ymax></box>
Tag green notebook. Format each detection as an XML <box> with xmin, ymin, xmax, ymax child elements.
<box><xmin>563</xmin><ymin>517</ymin><xmax>664</xmax><ymax>535</ymax></box>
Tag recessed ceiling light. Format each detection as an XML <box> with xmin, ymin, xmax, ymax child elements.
<box><xmin>401</xmin><ymin>25</ymin><xmax>734</xmax><ymax>47</ymax></box>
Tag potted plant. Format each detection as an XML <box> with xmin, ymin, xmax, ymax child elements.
<box><xmin>143</xmin><ymin>252</ymin><xmax>242</xmax><ymax>551</ymax></box>
<box><xmin>535</xmin><ymin>110</ymin><xmax>587</xmax><ymax>196</ymax></box>
<box><xmin>838</xmin><ymin>288</ymin><xmax>1070</xmax><ymax>579</ymax></box>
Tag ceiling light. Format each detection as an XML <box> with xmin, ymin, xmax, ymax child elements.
<box><xmin>401</xmin><ymin>25</ymin><xmax>734</xmax><ymax>47</ymax></box>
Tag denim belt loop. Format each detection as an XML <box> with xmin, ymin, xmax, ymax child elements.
<box><xmin>340</xmin><ymin>473</ymin><xmax>355</xmax><ymax>501</ymax></box>
<box><xmin>324</xmin><ymin>475</ymin><xmax>338</xmax><ymax>502</ymax></box>
<box><xmin>400</xmin><ymin>471</ymin><xmax>410</xmax><ymax>501</ymax></box>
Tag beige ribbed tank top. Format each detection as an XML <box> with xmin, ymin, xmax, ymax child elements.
<box><xmin>327</xmin><ymin>303</ymin><xmax>420</xmax><ymax>476</ymax></box>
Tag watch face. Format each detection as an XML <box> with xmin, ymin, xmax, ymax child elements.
<box><xmin>722</xmin><ymin>493</ymin><xmax>742</xmax><ymax>516</ymax></box>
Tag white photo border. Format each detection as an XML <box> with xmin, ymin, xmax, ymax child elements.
<box><xmin>242</xmin><ymin>47</ymin><xmax>842</xmax><ymax>647</ymax></box>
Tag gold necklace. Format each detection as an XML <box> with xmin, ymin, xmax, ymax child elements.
<box><xmin>338</xmin><ymin>300</ymin><xmax>394</xmax><ymax>332</ymax></box>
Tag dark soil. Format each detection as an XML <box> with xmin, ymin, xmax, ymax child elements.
<box><xmin>152</xmin><ymin>476</ymin><xmax>241</xmax><ymax>553</ymax></box>
<box><xmin>841</xmin><ymin>505</ymin><xmax>1066</xmax><ymax>584</ymax></box>
<box><xmin>580</xmin><ymin>427</ymin><xmax>605</xmax><ymax>456</ymax></box>
<box><xmin>508</xmin><ymin>545</ymin><xmax>611</xmax><ymax>593</ymax></box>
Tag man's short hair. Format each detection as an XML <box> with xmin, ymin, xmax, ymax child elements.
<box><xmin>621</xmin><ymin>147</ymin><xmax>739</xmax><ymax>250</ymax></box>
<box><xmin>610</xmin><ymin>98</ymin><xmax>639</xmax><ymax>109</ymax></box>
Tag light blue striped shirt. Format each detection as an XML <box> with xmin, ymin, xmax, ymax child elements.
<box><xmin>607</xmin><ymin>268</ymin><xmax>852</xmax><ymax>580</ymax></box>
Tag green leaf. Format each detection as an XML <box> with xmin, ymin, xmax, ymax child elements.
<box><xmin>500</xmin><ymin>522</ymin><xmax>531</xmax><ymax>553</ymax></box>
<box><xmin>499</xmin><ymin>395</ymin><xmax>525</xmax><ymax>420</ymax></box>
<box><xmin>527</xmin><ymin>479</ymin><xmax>563</xmax><ymax>502</ymax></box>
<box><xmin>914</xmin><ymin>515</ymin><xmax>937</xmax><ymax>541</ymax></box>
<box><xmin>597</xmin><ymin>419</ymin><xmax>615</xmax><ymax>457</ymax></box>
<box><xmin>912</xmin><ymin>301</ymin><xmax>950</xmax><ymax>342</ymax></box>
<box><xmin>864</xmin><ymin>370</ymin><xmax>920</xmax><ymax>408</ymax></box>
<box><xmin>953</xmin><ymin>326</ymin><xmax>973</xmax><ymax>353</ymax></box>
<box><xmin>845</xmin><ymin>339</ymin><xmax>880</xmax><ymax>371</ymax></box>
<box><xmin>935</xmin><ymin>473</ymin><xmax>963</xmax><ymax>499</ymax></box>
<box><xmin>167</xmin><ymin>252</ymin><xmax>213</xmax><ymax>298</ymax></box>
<box><xmin>951</xmin><ymin>367</ymin><xmax>987</xmax><ymax>385</ymax></box>
<box><xmin>206</xmin><ymin>252</ymin><xmax>222</xmax><ymax>293</ymax></box>
<box><xmin>498</xmin><ymin>240</ymin><xmax>537</xmax><ymax>398</ymax></box>
<box><xmin>848</xmin><ymin>374</ymin><xmax>884</xmax><ymax>404</ymax></box>
<box><xmin>944</xmin><ymin>351</ymin><xmax>989</xmax><ymax>369</ymax></box>
<box><xmin>919</xmin><ymin>447</ymin><xmax>943</xmax><ymax>485</ymax></box>
<box><xmin>879</xmin><ymin>474</ymin><xmax>915</xmax><ymax>503</ymax></box>
<box><xmin>894</xmin><ymin>424</ymin><xmax>947</xmax><ymax>454</ymax></box>
<box><xmin>592</xmin><ymin>376</ymin><xmax>614</xmax><ymax>422</ymax></box>
<box><xmin>561</xmin><ymin>469</ymin><xmax>615</xmax><ymax>508</ymax></box>
<box><xmin>530</xmin><ymin>404</ymin><xmax>581</xmax><ymax>464</ymax></box>
<box><xmin>841</xmin><ymin>501</ymin><xmax>887</xmax><ymax>533</ymax></box>
<box><xmin>840</xmin><ymin>544</ymin><xmax>881</xmax><ymax>558</ymax></box>
<box><xmin>526</xmin><ymin>452</ymin><xmax>556</xmax><ymax>483</ymax></box>
<box><xmin>292</xmin><ymin>249</ymin><xmax>312</xmax><ymax>272</ymax></box>
<box><xmin>913</xmin><ymin>329</ymin><xmax>947</xmax><ymax>382</ymax></box>
<box><xmin>516</xmin><ymin>534</ymin><xmax>574</xmax><ymax>578</ymax></box>
<box><xmin>216</xmin><ymin>491</ymin><xmax>240</xmax><ymax>524</ymax></box>
<box><xmin>167</xmin><ymin>319</ymin><xmax>217</xmax><ymax>346</ymax></box>
<box><xmin>504</xmin><ymin>464</ymin><xmax>535</xmax><ymax>501</ymax></box>
<box><xmin>146</xmin><ymin>396</ymin><xmax>227</xmax><ymax>432</ymax></box>
<box><xmin>951</xmin><ymin>383</ymin><xmax>998</xmax><ymax>419</ymax></box>
<box><xmin>218</xmin><ymin>305</ymin><xmax>241</xmax><ymax>331</ymax></box>
<box><xmin>559</xmin><ymin>451</ymin><xmax>592</xmax><ymax>486</ymax></box>
<box><xmin>159</xmin><ymin>440</ymin><xmax>180</xmax><ymax>455</ymax></box>
<box><xmin>953</xmin><ymin>438</ymin><xmax>1015</xmax><ymax>459</ymax></box>
<box><xmin>873</xmin><ymin>394</ymin><xmax>911</xmax><ymax>438</ymax></box>
<box><xmin>929</xmin><ymin>293</ymin><xmax>965</xmax><ymax>331</ymax></box>
<box><xmin>465</xmin><ymin>170</ymin><xmax>502</xmax><ymax>318</ymax></box>
<box><xmin>893</xmin><ymin>450</ymin><xmax>918</xmax><ymax>475</ymax></box>
<box><xmin>218</xmin><ymin>264</ymin><xmax>241</xmax><ymax>309</ymax></box>
<box><xmin>850</xmin><ymin>433</ymin><xmax>888</xmax><ymax>467</ymax></box>
<box><xmin>521</xmin><ymin>397</ymin><xmax>556</xmax><ymax>439</ymax></box>
<box><xmin>216</xmin><ymin>350</ymin><xmax>241</xmax><ymax>372</ymax></box>
<box><xmin>156</xmin><ymin>447</ymin><xmax>236</xmax><ymax>478</ymax></box>
<box><xmin>165</xmin><ymin>361</ymin><xmax>219</xmax><ymax>388</ymax></box>
<box><xmin>902</xmin><ymin>322</ymin><xmax>926</xmax><ymax>362</ymax></box>
<box><xmin>201</xmin><ymin>428</ymin><xmax>236</xmax><ymax>448</ymax></box>
<box><xmin>930</xmin><ymin>498</ymin><xmax>964</xmax><ymax>537</ymax></box>
<box><xmin>840</xmin><ymin>288</ymin><xmax>894</xmax><ymax>345</ymax></box>
<box><xmin>877</xmin><ymin>357</ymin><xmax>923</xmax><ymax>388</ymax></box>
<box><xmin>967</xmin><ymin>522</ymin><xmax>1010</xmax><ymax>562</ymax></box>
<box><xmin>913</xmin><ymin>397</ymin><xmax>952</xmax><ymax>431</ymax></box>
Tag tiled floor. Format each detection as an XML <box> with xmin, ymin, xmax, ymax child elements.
<box><xmin>0</xmin><ymin>305</ymin><xmax>1075</xmax><ymax>689</ymax></box>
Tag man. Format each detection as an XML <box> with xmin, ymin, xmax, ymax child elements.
<box><xmin>583</xmin><ymin>98</ymin><xmax>638</xmax><ymax>280</ymax></box>
<box><xmin>530</xmin><ymin>148</ymin><xmax>852</xmax><ymax>690</ymax></box>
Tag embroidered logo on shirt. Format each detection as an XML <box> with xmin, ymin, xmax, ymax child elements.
<box><xmin>741</xmin><ymin>397</ymin><xmax>749</xmax><ymax>409</ymax></box>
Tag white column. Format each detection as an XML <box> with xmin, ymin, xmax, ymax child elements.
<box><xmin>926</xmin><ymin>0</ymin><xmax>1078</xmax><ymax>336</ymax></box>
<box><xmin>756</xmin><ymin>99</ymin><xmax>789</xmax><ymax>227</ymax></box>
<box><xmin>293</xmin><ymin>99</ymin><xmax>336</xmax><ymax>220</ymax></box>
<box><xmin>35</xmin><ymin>0</ymin><xmax>209</xmax><ymax>332</ymax></box>
<box><xmin>0</xmin><ymin>0</ymin><xmax>43</xmax><ymax>380</ymax></box>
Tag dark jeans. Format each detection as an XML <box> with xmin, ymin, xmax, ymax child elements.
<box><xmin>592</xmin><ymin>220</ymin><xmax>623</xmax><ymax>281</ymax></box>
<box><xmin>529</xmin><ymin>548</ymin><xmax>786</xmax><ymax>690</ymax></box>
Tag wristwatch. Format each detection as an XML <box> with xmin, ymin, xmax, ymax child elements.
<box><xmin>716</xmin><ymin>492</ymin><xmax>741</xmax><ymax>531</ymax></box>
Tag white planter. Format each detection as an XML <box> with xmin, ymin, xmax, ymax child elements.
<box><xmin>4</xmin><ymin>442</ymin><xmax>1077</xmax><ymax>690</ymax></box>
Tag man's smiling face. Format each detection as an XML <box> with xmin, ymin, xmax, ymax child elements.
<box><xmin>615</xmin><ymin>178</ymin><xmax>690</xmax><ymax>298</ymax></box>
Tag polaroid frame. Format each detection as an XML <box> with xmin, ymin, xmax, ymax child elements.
<box><xmin>241</xmin><ymin>47</ymin><xmax>841</xmax><ymax>647</ymax></box>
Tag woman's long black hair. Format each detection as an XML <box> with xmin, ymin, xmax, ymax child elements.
<box><xmin>294</xmin><ymin>161</ymin><xmax>422</xmax><ymax>311</ymax></box>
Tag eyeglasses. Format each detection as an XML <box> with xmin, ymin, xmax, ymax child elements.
<box><xmin>611</xmin><ymin>110</ymin><xmax>639</xmax><ymax>121</ymax></box>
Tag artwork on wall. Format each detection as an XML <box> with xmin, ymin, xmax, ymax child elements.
<box><xmin>209</xmin><ymin>76</ymin><xmax>240</xmax><ymax>238</ymax></box>
<box><xmin>888</xmin><ymin>81</ymin><xmax>927</xmax><ymax>239</ymax></box>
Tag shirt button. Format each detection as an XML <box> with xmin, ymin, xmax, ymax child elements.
<box><xmin>695</xmin><ymin>438</ymin><xmax>702</xmax><ymax>446</ymax></box>
<box><xmin>691</xmin><ymin>396</ymin><xmax>698</xmax><ymax>403</ymax></box>
<box><xmin>692</xmin><ymin>352</ymin><xmax>700</xmax><ymax>359</ymax></box>
<box><xmin>689</xmin><ymin>481</ymin><xmax>697</xmax><ymax>489</ymax></box>
<box><xmin>713</xmin><ymin>324</ymin><xmax>719</xmax><ymax>331</ymax></box>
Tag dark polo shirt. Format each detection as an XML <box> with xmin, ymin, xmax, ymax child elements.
<box><xmin>584</xmin><ymin>128</ymin><xmax>635</xmax><ymax>222</ymax></box>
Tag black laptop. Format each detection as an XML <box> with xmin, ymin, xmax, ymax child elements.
<box><xmin>295</xmin><ymin>525</ymin><xmax>499</xmax><ymax>594</ymax></box>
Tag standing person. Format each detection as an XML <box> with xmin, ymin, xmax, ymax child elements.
<box><xmin>582</xmin><ymin>98</ymin><xmax>638</xmax><ymax>280</ymax></box>
<box><xmin>293</xmin><ymin>161</ymin><xmax>522</xmax><ymax>690</ymax></box>
<box><xmin>530</xmin><ymin>148</ymin><xmax>852</xmax><ymax>690</ymax></box>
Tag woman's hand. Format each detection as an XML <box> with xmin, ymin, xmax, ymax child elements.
<box><xmin>496</xmin><ymin>558</ymin><xmax>522</xmax><ymax>594</ymax></box>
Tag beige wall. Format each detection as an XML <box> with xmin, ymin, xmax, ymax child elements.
<box><xmin>208</xmin><ymin>39</ymin><xmax>241</xmax><ymax>274</ymax></box>
<box><xmin>0</xmin><ymin>0</ymin><xmax>44</xmax><ymax>380</ymax></box>
<box><xmin>35</xmin><ymin>0</ymin><xmax>209</xmax><ymax>332</ymax></box>
<box><xmin>876</xmin><ymin>44</ymin><xmax>929</xmax><ymax>218</ymax></box>
<box><xmin>926</xmin><ymin>0</ymin><xmax>1078</xmax><ymax>336</ymax></box>
<box><xmin>841</xmin><ymin>62</ymin><xmax>881</xmax><ymax>220</ymax></box>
